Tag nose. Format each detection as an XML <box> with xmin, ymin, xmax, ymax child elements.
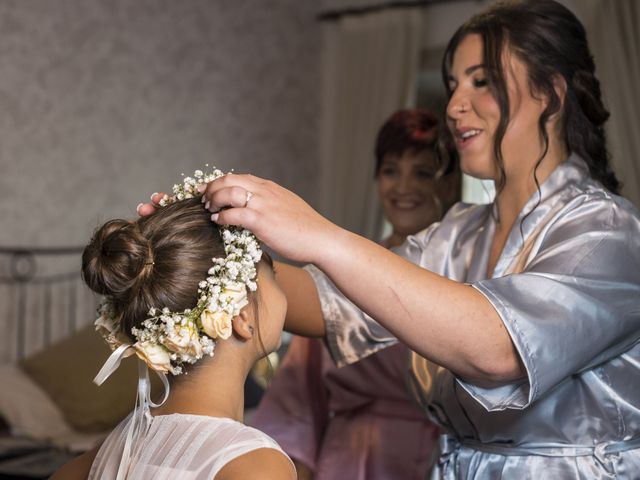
<box><xmin>394</xmin><ymin>171</ymin><xmax>414</xmax><ymax>194</ymax></box>
<box><xmin>446</xmin><ymin>90</ymin><xmax>469</xmax><ymax>121</ymax></box>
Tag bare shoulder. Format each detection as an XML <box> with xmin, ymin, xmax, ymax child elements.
<box><xmin>215</xmin><ymin>447</ymin><xmax>296</xmax><ymax>480</ymax></box>
<box><xmin>50</xmin><ymin>446</ymin><xmax>100</xmax><ymax>480</ymax></box>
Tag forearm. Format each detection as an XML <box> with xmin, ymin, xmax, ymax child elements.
<box><xmin>274</xmin><ymin>262</ymin><xmax>325</xmax><ymax>338</ymax></box>
<box><xmin>314</xmin><ymin>228</ymin><xmax>524</xmax><ymax>384</ymax></box>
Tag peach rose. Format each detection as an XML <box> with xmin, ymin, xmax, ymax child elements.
<box><xmin>200</xmin><ymin>309</ymin><xmax>233</xmax><ymax>340</ymax></box>
<box><xmin>135</xmin><ymin>341</ymin><xmax>173</xmax><ymax>374</ymax></box>
<box><xmin>162</xmin><ymin>326</ymin><xmax>203</xmax><ymax>359</ymax></box>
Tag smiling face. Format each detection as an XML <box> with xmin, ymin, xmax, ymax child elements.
<box><xmin>377</xmin><ymin>149</ymin><xmax>445</xmax><ymax>237</ymax></box>
<box><xmin>445</xmin><ymin>34</ymin><xmax>548</xmax><ymax>186</ymax></box>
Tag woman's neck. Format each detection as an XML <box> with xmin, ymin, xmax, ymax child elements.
<box><xmin>151</xmin><ymin>349</ymin><xmax>253</xmax><ymax>422</ymax></box>
<box><xmin>384</xmin><ymin>232</ymin><xmax>407</xmax><ymax>249</ymax></box>
<box><xmin>495</xmin><ymin>140</ymin><xmax>568</xmax><ymax>230</ymax></box>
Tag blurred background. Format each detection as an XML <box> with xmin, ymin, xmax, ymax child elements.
<box><xmin>0</xmin><ymin>0</ymin><xmax>637</xmax><ymax>477</ymax></box>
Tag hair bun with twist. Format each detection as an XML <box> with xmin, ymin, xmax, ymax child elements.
<box><xmin>82</xmin><ymin>219</ymin><xmax>154</xmax><ymax>302</ymax></box>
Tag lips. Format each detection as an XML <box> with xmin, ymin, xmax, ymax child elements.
<box><xmin>454</xmin><ymin>126</ymin><xmax>483</xmax><ymax>148</ymax></box>
<box><xmin>391</xmin><ymin>198</ymin><xmax>422</xmax><ymax>211</ymax></box>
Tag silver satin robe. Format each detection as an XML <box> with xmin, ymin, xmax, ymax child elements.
<box><xmin>305</xmin><ymin>155</ymin><xmax>640</xmax><ymax>479</ymax></box>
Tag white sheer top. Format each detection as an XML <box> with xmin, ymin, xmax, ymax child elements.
<box><xmin>89</xmin><ymin>412</ymin><xmax>292</xmax><ymax>479</ymax></box>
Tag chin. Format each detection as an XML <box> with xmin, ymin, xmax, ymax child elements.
<box><xmin>458</xmin><ymin>149</ymin><xmax>493</xmax><ymax>174</ymax></box>
<box><xmin>395</xmin><ymin>221</ymin><xmax>432</xmax><ymax>237</ymax></box>
<box><xmin>406</xmin><ymin>212</ymin><xmax>438</xmax><ymax>230</ymax></box>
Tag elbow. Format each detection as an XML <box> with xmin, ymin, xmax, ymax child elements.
<box><xmin>464</xmin><ymin>349</ymin><xmax>526</xmax><ymax>388</ymax></box>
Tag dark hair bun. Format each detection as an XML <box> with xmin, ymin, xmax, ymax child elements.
<box><xmin>82</xmin><ymin>219</ymin><xmax>154</xmax><ymax>301</ymax></box>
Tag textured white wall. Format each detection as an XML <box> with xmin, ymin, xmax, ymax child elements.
<box><xmin>0</xmin><ymin>0</ymin><xmax>321</xmax><ymax>247</ymax></box>
<box><xmin>0</xmin><ymin>0</ymin><xmax>321</xmax><ymax>360</ymax></box>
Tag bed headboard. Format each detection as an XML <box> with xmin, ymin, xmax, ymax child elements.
<box><xmin>0</xmin><ymin>247</ymin><xmax>97</xmax><ymax>362</ymax></box>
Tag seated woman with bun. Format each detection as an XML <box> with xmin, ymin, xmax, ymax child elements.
<box><xmin>52</xmin><ymin>169</ymin><xmax>296</xmax><ymax>480</ymax></box>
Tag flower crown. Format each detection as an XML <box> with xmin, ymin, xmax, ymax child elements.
<box><xmin>95</xmin><ymin>167</ymin><xmax>262</xmax><ymax>376</ymax></box>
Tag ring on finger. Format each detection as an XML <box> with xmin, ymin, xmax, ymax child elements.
<box><xmin>245</xmin><ymin>191</ymin><xmax>253</xmax><ymax>207</ymax></box>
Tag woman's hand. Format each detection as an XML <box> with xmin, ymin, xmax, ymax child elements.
<box><xmin>136</xmin><ymin>193</ymin><xmax>165</xmax><ymax>217</ymax></box>
<box><xmin>200</xmin><ymin>174</ymin><xmax>343</xmax><ymax>264</ymax></box>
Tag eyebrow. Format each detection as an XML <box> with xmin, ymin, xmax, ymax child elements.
<box><xmin>466</xmin><ymin>64</ymin><xmax>486</xmax><ymax>75</ymax></box>
<box><xmin>381</xmin><ymin>157</ymin><xmax>399</xmax><ymax>164</ymax></box>
<box><xmin>447</xmin><ymin>63</ymin><xmax>486</xmax><ymax>82</ymax></box>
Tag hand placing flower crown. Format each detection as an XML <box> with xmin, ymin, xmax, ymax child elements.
<box><xmin>199</xmin><ymin>174</ymin><xmax>343</xmax><ymax>266</ymax></box>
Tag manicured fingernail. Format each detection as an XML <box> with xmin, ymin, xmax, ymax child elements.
<box><xmin>211</xmin><ymin>213</ymin><xmax>219</xmax><ymax>222</ymax></box>
<box><xmin>136</xmin><ymin>203</ymin><xmax>143</xmax><ymax>213</ymax></box>
<box><xmin>201</xmin><ymin>194</ymin><xmax>206</xmax><ymax>203</ymax></box>
<box><xmin>150</xmin><ymin>192</ymin><xmax>158</xmax><ymax>201</ymax></box>
<box><xmin>205</xmin><ymin>201</ymin><xmax>210</xmax><ymax>210</ymax></box>
<box><xmin>196</xmin><ymin>184</ymin><xmax>206</xmax><ymax>193</ymax></box>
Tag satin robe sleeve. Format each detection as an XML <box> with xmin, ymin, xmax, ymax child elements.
<box><xmin>303</xmin><ymin>223</ymin><xmax>441</xmax><ymax>367</ymax></box>
<box><xmin>304</xmin><ymin>265</ymin><xmax>397</xmax><ymax>367</ymax></box>
<box><xmin>462</xmin><ymin>194</ymin><xmax>640</xmax><ymax>411</ymax></box>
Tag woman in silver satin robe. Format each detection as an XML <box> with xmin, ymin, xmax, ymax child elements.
<box><xmin>306</xmin><ymin>152</ymin><xmax>640</xmax><ymax>478</ymax></box>
<box><xmin>199</xmin><ymin>1</ymin><xmax>640</xmax><ymax>478</ymax></box>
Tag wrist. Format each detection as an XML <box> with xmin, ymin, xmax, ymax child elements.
<box><xmin>311</xmin><ymin>226</ymin><xmax>359</xmax><ymax>272</ymax></box>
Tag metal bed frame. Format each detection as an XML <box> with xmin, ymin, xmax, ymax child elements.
<box><xmin>0</xmin><ymin>247</ymin><xmax>96</xmax><ymax>362</ymax></box>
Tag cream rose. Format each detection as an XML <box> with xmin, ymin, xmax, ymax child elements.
<box><xmin>135</xmin><ymin>341</ymin><xmax>173</xmax><ymax>374</ymax></box>
<box><xmin>220</xmin><ymin>282</ymin><xmax>249</xmax><ymax>312</ymax></box>
<box><xmin>163</xmin><ymin>326</ymin><xmax>203</xmax><ymax>359</ymax></box>
<box><xmin>200</xmin><ymin>309</ymin><xmax>233</xmax><ymax>340</ymax></box>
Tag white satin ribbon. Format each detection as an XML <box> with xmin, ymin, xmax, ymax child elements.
<box><xmin>93</xmin><ymin>344</ymin><xmax>136</xmax><ymax>386</ymax></box>
<box><xmin>94</xmin><ymin>344</ymin><xmax>170</xmax><ymax>480</ymax></box>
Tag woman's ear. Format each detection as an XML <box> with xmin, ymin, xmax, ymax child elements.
<box><xmin>553</xmin><ymin>74</ymin><xmax>567</xmax><ymax>102</ymax></box>
<box><xmin>232</xmin><ymin>310</ymin><xmax>255</xmax><ymax>341</ymax></box>
<box><xmin>547</xmin><ymin>74</ymin><xmax>567</xmax><ymax>117</ymax></box>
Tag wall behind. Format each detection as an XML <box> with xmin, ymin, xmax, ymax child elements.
<box><xmin>0</xmin><ymin>0</ymin><xmax>321</xmax><ymax>247</ymax></box>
